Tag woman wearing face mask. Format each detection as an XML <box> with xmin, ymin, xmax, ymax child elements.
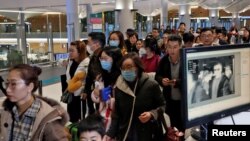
<box><xmin>91</xmin><ymin>47</ymin><xmax>123</xmax><ymax>131</ymax></box>
<box><xmin>108</xmin><ymin>31</ymin><xmax>127</xmax><ymax>55</ymax></box>
<box><xmin>103</xmin><ymin>52</ymin><xmax>165</xmax><ymax>141</ymax></box>
<box><xmin>141</xmin><ymin>36</ymin><xmax>161</xmax><ymax>73</ymax></box>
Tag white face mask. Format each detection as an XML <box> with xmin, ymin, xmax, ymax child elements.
<box><xmin>239</xmin><ymin>30</ymin><xmax>244</xmax><ymax>36</ymax></box>
<box><xmin>86</xmin><ymin>45</ymin><xmax>93</xmax><ymax>55</ymax></box>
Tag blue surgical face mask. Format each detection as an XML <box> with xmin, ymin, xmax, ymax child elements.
<box><xmin>109</xmin><ymin>40</ymin><xmax>119</xmax><ymax>47</ymax></box>
<box><xmin>100</xmin><ymin>60</ymin><xmax>112</xmax><ymax>72</ymax></box>
<box><xmin>121</xmin><ymin>70</ymin><xmax>137</xmax><ymax>82</ymax></box>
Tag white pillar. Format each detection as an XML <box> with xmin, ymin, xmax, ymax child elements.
<box><xmin>86</xmin><ymin>4</ymin><xmax>92</xmax><ymax>33</ymax></box>
<box><xmin>146</xmin><ymin>16</ymin><xmax>153</xmax><ymax>33</ymax></box>
<box><xmin>161</xmin><ymin>0</ymin><xmax>168</xmax><ymax>29</ymax></box>
<box><xmin>114</xmin><ymin>10</ymin><xmax>120</xmax><ymax>31</ymax></box>
<box><xmin>66</xmin><ymin>0</ymin><xmax>80</xmax><ymax>45</ymax></box>
<box><xmin>179</xmin><ymin>4</ymin><xmax>190</xmax><ymax>32</ymax></box>
<box><xmin>232</xmin><ymin>12</ymin><xmax>240</xmax><ymax>29</ymax></box>
<box><xmin>16</xmin><ymin>8</ymin><xmax>27</xmax><ymax>64</ymax></box>
<box><xmin>209</xmin><ymin>9</ymin><xmax>219</xmax><ymax>27</ymax></box>
<box><xmin>116</xmin><ymin>0</ymin><xmax>134</xmax><ymax>36</ymax></box>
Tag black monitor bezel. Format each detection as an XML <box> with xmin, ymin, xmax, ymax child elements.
<box><xmin>181</xmin><ymin>44</ymin><xmax>250</xmax><ymax>128</ymax></box>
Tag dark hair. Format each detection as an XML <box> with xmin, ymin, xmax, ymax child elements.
<box><xmin>221</xmin><ymin>29</ymin><xmax>228</xmax><ymax>37</ymax></box>
<box><xmin>215</xmin><ymin>27</ymin><xmax>222</xmax><ymax>34</ymax></box>
<box><xmin>152</xmin><ymin>28</ymin><xmax>160</xmax><ymax>33</ymax></box>
<box><xmin>242</xmin><ymin>27</ymin><xmax>250</xmax><ymax>43</ymax></box>
<box><xmin>168</xmin><ymin>34</ymin><xmax>182</xmax><ymax>46</ymax></box>
<box><xmin>229</xmin><ymin>26</ymin><xmax>238</xmax><ymax>32</ymax></box>
<box><xmin>101</xmin><ymin>47</ymin><xmax>123</xmax><ymax>72</ymax></box>
<box><xmin>144</xmin><ymin>35</ymin><xmax>160</xmax><ymax>55</ymax></box>
<box><xmin>196</xmin><ymin>27</ymin><xmax>201</xmax><ymax>33</ymax></box>
<box><xmin>137</xmin><ymin>39</ymin><xmax>144</xmax><ymax>43</ymax></box>
<box><xmin>82</xmin><ymin>39</ymin><xmax>88</xmax><ymax>45</ymax></box>
<box><xmin>213</xmin><ymin>61</ymin><xmax>225</xmax><ymax>73</ymax></box>
<box><xmin>128</xmin><ymin>32</ymin><xmax>138</xmax><ymax>40</ymax></box>
<box><xmin>200</xmin><ymin>27</ymin><xmax>213</xmax><ymax>34</ymax></box>
<box><xmin>120</xmin><ymin>52</ymin><xmax>144</xmax><ymax>78</ymax></box>
<box><xmin>77</xmin><ymin>114</ymin><xmax>105</xmax><ymax>137</ymax></box>
<box><xmin>9</xmin><ymin>64</ymin><xmax>42</xmax><ymax>92</ymax></box>
<box><xmin>183</xmin><ymin>32</ymin><xmax>195</xmax><ymax>43</ymax></box>
<box><xmin>164</xmin><ymin>29</ymin><xmax>172</xmax><ymax>34</ymax></box>
<box><xmin>108</xmin><ymin>31</ymin><xmax>125</xmax><ymax>49</ymax></box>
<box><xmin>88</xmin><ymin>32</ymin><xmax>106</xmax><ymax>48</ymax></box>
<box><xmin>179</xmin><ymin>22</ymin><xmax>186</xmax><ymax>27</ymax></box>
<box><xmin>70</xmin><ymin>40</ymin><xmax>87</xmax><ymax>62</ymax></box>
<box><xmin>195</xmin><ymin>35</ymin><xmax>200</xmax><ymax>43</ymax></box>
<box><xmin>126</xmin><ymin>28</ymin><xmax>135</xmax><ymax>36</ymax></box>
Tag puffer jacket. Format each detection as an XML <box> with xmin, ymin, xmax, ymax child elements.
<box><xmin>0</xmin><ymin>96</ymin><xmax>69</xmax><ymax>141</ymax></box>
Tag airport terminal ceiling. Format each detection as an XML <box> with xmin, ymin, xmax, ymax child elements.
<box><xmin>0</xmin><ymin>0</ymin><xmax>250</xmax><ymax>20</ymax></box>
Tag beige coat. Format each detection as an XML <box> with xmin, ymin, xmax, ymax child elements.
<box><xmin>0</xmin><ymin>96</ymin><xmax>69</xmax><ymax>141</ymax></box>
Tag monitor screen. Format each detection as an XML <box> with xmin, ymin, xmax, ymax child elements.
<box><xmin>54</xmin><ymin>53</ymin><xmax>69</xmax><ymax>61</ymax></box>
<box><xmin>181</xmin><ymin>44</ymin><xmax>250</xmax><ymax>128</ymax></box>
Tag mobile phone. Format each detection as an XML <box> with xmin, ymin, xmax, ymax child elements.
<box><xmin>101</xmin><ymin>86</ymin><xmax>112</xmax><ymax>101</ymax></box>
<box><xmin>169</xmin><ymin>79</ymin><xmax>176</xmax><ymax>84</ymax></box>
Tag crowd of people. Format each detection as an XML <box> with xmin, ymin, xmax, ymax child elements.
<box><xmin>0</xmin><ymin>22</ymin><xmax>249</xmax><ymax>141</ymax></box>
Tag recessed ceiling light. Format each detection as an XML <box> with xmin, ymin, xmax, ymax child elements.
<box><xmin>100</xmin><ymin>2</ymin><xmax>108</xmax><ymax>4</ymax></box>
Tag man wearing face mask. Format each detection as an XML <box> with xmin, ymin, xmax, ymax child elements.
<box><xmin>84</xmin><ymin>32</ymin><xmax>106</xmax><ymax>115</ymax></box>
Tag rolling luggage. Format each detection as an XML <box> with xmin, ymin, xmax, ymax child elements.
<box><xmin>66</xmin><ymin>96</ymin><xmax>85</xmax><ymax>141</ymax></box>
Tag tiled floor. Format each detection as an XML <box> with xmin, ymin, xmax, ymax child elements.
<box><xmin>42</xmin><ymin>82</ymin><xmax>67</xmax><ymax>110</ymax></box>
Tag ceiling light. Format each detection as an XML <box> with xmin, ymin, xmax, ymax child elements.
<box><xmin>0</xmin><ymin>9</ymin><xmax>44</xmax><ymax>14</ymax></box>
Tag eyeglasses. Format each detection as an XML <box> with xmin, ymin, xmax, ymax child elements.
<box><xmin>121</xmin><ymin>65</ymin><xmax>136</xmax><ymax>71</ymax></box>
<box><xmin>201</xmin><ymin>34</ymin><xmax>213</xmax><ymax>39</ymax></box>
<box><xmin>4</xmin><ymin>80</ymin><xmax>26</xmax><ymax>89</ymax></box>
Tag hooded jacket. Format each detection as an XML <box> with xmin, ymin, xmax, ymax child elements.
<box><xmin>0</xmin><ymin>96</ymin><xmax>69</xmax><ymax>141</ymax></box>
<box><xmin>107</xmin><ymin>74</ymin><xmax>165</xmax><ymax>141</ymax></box>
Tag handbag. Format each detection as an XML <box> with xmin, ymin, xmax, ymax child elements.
<box><xmin>158</xmin><ymin>109</ymin><xmax>184</xmax><ymax>141</ymax></box>
<box><xmin>61</xmin><ymin>90</ymin><xmax>73</xmax><ymax>104</ymax></box>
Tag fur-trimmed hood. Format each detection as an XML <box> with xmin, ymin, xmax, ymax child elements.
<box><xmin>1</xmin><ymin>95</ymin><xmax>69</xmax><ymax>141</ymax></box>
<box><xmin>35</xmin><ymin>96</ymin><xmax>69</xmax><ymax>126</ymax></box>
<box><xmin>3</xmin><ymin>95</ymin><xmax>69</xmax><ymax>126</ymax></box>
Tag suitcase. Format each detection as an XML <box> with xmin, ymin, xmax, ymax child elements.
<box><xmin>66</xmin><ymin>96</ymin><xmax>85</xmax><ymax>141</ymax></box>
<box><xmin>67</xmin><ymin>123</ymin><xmax>79</xmax><ymax>141</ymax></box>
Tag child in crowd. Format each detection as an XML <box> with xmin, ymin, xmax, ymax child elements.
<box><xmin>78</xmin><ymin>114</ymin><xmax>105</xmax><ymax>141</ymax></box>
<box><xmin>136</xmin><ymin>39</ymin><xmax>146</xmax><ymax>58</ymax></box>
<box><xmin>91</xmin><ymin>75</ymin><xmax>115</xmax><ymax>131</ymax></box>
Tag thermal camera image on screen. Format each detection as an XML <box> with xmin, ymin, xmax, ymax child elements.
<box><xmin>182</xmin><ymin>46</ymin><xmax>250</xmax><ymax>127</ymax></box>
<box><xmin>187</xmin><ymin>55</ymin><xmax>238</xmax><ymax>106</ymax></box>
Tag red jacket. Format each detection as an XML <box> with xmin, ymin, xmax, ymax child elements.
<box><xmin>141</xmin><ymin>54</ymin><xmax>160</xmax><ymax>73</ymax></box>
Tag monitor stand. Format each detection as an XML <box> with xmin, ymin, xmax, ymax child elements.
<box><xmin>190</xmin><ymin>122</ymin><xmax>212</xmax><ymax>141</ymax></box>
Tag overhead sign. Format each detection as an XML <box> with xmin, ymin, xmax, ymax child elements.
<box><xmin>91</xmin><ymin>13</ymin><xmax>103</xmax><ymax>32</ymax></box>
<box><xmin>90</xmin><ymin>13</ymin><xmax>102</xmax><ymax>24</ymax></box>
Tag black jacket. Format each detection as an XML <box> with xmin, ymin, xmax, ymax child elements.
<box><xmin>107</xmin><ymin>74</ymin><xmax>165</xmax><ymax>141</ymax></box>
<box><xmin>209</xmin><ymin>75</ymin><xmax>230</xmax><ymax>97</ymax></box>
<box><xmin>155</xmin><ymin>55</ymin><xmax>182</xmax><ymax>101</ymax></box>
<box><xmin>84</xmin><ymin>48</ymin><xmax>102</xmax><ymax>94</ymax></box>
